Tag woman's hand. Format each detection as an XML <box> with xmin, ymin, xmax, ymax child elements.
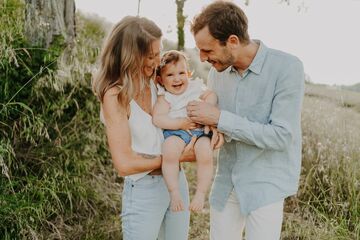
<box><xmin>179</xmin><ymin>136</ymin><xmax>196</xmax><ymax>162</ymax></box>
<box><xmin>210</xmin><ymin>126</ymin><xmax>224</xmax><ymax>149</ymax></box>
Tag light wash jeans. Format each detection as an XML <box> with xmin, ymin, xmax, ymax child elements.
<box><xmin>121</xmin><ymin>170</ymin><xmax>190</xmax><ymax>240</ymax></box>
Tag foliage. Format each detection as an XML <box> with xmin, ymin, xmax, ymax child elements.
<box><xmin>1</xmin><ymin>1</ymin><xmax>120</xmax><ymax>238</ymax></box>
<box><xmin>175</xmin><ymin>0</ymin><xmax>186</xmax><ymax>51</ymax></box>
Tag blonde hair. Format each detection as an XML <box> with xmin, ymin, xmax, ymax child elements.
<box><xmin>92</xmin><ymin>16</ymin><xmax>162</xmax><ymax>108</ymax></box>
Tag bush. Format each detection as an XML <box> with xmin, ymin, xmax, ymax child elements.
<box><xmin>1</xmin><ymin>1</ymin><xmax>120</xmax><ymax>238</ymax></box>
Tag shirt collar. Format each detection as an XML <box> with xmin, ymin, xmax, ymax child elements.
<box><xmin>228</xmin><ymin>40</ymin><xmax>268</xmax><ymax>75</ymax></box>
<box><xmin>248</xmin><ymin>40</ymin><xmax>267</xmax><ymax>75</ymax></box>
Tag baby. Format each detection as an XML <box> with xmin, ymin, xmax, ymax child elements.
<box><xmin>153</xmin><ymin>50</ymin><xmax>217</xmax><ymax>212</ymax></box>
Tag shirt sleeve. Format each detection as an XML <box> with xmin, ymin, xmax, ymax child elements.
<box><xmin>217</xmin><ymin>60</ymin><xmax>305</xmax><ymax>151</ymax></box>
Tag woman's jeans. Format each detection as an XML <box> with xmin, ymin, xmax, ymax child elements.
<box><xmin>121</xmin><ymin>170</ymin><xmax>190</xmax><ymax>240</ymax></box>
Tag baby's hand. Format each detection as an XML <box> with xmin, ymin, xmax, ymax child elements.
<box><xmin>180</xmin><ymin>117</ymin><xmax>198</xmax><ymax>131</ymax></box>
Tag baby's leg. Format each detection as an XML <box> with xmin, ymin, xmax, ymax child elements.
<box><xmin>162</xmin><ymin>136</ymin><xmax>186</xmax><ymax>212</ymax></box>
<box><xmin>190</xmin><ymin>136</ymin><xmax>213</xmax><ymax>212</ymax></box>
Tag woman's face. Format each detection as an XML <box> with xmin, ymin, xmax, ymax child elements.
<box><xmin>143</xmin><ymin>39</ymin><xmax>161</xmax><ymax>78</ymax></box>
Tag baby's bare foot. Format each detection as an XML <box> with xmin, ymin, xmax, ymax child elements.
<box><xmin>170</xmin><ymin>190</ymin><xmax>184</xmax><ymax>212</ymax></box>
<box><xmin>189</xmin><ymin>191</ymin><xmax>206</xmax><ymax>212</ymax></box>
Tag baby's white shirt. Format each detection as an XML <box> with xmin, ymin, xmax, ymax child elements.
<box><xmin>158</xmin><ymin>78</ymin><xmax>207</xmax><ymax>119</ymax></box>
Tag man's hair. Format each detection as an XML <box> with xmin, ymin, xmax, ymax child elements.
<box><xmin>191</xmin><ymin>1</ymin><xmax>250</xmax><ymax>45</ymax></box>
<box><xmin>156</xmin><ymin>50</ymin><xmax>188</xmax><ymax>77</ymax></box>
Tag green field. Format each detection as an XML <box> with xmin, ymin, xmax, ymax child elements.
<box><xmin>1</xmin><ymin>2</ymin><xmax>359</xmax><ymax>239</ymax></box>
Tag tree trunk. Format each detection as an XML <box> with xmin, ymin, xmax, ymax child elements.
<box><xmin>24</xmin><ymin>0</ymin><xmax>76</xmax><ymax>48</ymax></box>
<box><xmin>175</xmin><ymin>0</ymin><xmax>186</xmax><ymax>51</ymax></box>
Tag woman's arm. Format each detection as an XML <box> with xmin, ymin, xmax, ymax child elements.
<box><xmin>102</xmin><ymin>88</ymin><xmax>161</xmax><ymax>176</ymax></box>
<box><xmin>152</xmin><ymin>95</ymin><xmax>197</xmax><ymax>130</ymax></box>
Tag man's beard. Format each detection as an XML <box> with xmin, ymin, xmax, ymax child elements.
<box><xmin>211</xmin><ymin>53</ymin><xmax>234</xmax><ymax>72</ymax></box>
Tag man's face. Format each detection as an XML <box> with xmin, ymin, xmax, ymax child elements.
<box><xmin>194</xmin><ymin>26</ymin><xmax>234</xmax><ymax>72</ymax></box>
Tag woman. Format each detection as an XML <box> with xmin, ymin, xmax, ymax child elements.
<box><xmin>93</xmin><ymin>16</ymin><xmax>222</xmax><ymax>239</ymax></box>
<box><xmin>92</xmin><ymin>16</ymin><xmax>193</xmax><ymax>240</ymax></box>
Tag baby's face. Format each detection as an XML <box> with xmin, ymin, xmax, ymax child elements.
<box><xmin>160</xmin><ymin>58</ymin><xmax>189</xmax><ymax>95</ymax></box>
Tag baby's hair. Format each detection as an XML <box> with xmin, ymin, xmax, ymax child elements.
<box><xmin>156</xmin><ymin>50</ymin><xmax>188</xmax><ymax>77</ymax></box>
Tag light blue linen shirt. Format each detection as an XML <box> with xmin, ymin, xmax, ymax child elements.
<box><xmin>208</xmin><ymin>40</ymin><xmax>305</xmax><ymax>214</ymax></box>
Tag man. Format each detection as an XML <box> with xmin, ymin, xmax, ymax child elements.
<box><xmin>187</xmin><ymin>1</ymin><xmax>304</xmax><ymax>240</ymax></box>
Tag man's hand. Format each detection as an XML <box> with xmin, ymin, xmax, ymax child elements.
<box><xmin>186</xmin><ymin>101</ymin><xmax>220</xmax><ymax>126</ymax></box>
<box><xmin>210</xmin><ymin>126</ymin><xmax>224</xmax><ymax>149</ymax></box>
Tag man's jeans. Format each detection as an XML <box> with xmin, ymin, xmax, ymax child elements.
<box><xmin>210</xmin><ymin>190</ymin><xmax>284</xmax><ymax>240</ymax></box>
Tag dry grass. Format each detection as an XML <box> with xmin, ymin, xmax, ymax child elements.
<box><xmin>305</xmin><ymin>83</ymin><xmax>360</xmax><ymax>112</ymax></box>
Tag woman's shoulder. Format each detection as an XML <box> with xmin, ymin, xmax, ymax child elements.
<box><xmin>104</xmin><ymin>85</ymin><xmax>121</xmax><ymax>99</ymax></box>
<box><xmin>102</xmin><ymin>86</ymin><xmax>129</xmax><ymax>118</ymax></box>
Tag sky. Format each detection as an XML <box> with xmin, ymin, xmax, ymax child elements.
<box><xmin>75</xmin><ymin>0</ymin><xmax>360</xmax><ymax>86</ymax></box>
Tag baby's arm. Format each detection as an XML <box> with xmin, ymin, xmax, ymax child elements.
<box><xmin>200</xmin><ymin>90</ymin><xmax>217</xmax><ymax>106</ymax></box>
<box><xmin>153</xmin><ymin>95</ymin><xmax>197</xmax><ymax>130</ymax></box>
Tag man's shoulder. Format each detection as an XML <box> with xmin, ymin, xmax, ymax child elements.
<box><xmin>267</xmin><ymin>47</ymin><xmax>302</xmax><ymax>66</ymax></box>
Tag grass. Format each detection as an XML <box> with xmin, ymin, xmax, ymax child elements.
<box><xmin>305</xmin><ymin>83</ymin><xmax>360</xmax><ymax>112</ymax></box>
<box><xmin>282</xmin><ymin>93</ymin><xmax>360</xmax><ymax>240</ymax></box>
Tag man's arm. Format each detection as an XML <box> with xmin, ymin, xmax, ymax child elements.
<box><xmin>218</xmin><ymin>60</ymin><xmax>304</xmax><ymax>151</ymax></box>
<box><xmin>188</xmin><ymin>60</ymin><xmax>305</xmax><ymax>151</ymax></box>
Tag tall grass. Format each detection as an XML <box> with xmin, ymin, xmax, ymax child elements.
<box><xmin>282</xmin><ymin>89</ymin><xmax>360</xmax><ymax>240</ymax></box>
<box><xmin>1</xmin><ymin>1</ymin><xmax>121</xmax><ymax>238</ymax></box>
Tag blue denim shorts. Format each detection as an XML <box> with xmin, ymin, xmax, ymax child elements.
<box><xmin>163</xmin><ymin>129</ymin><xmax>212</xmax><ymax>144</ymax></box>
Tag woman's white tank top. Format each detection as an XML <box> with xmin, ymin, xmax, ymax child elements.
<box><xmin>127</xmin><ymin>81</ymin><xmax>163</xmax><ymax>180</ymax></box>
<box><xmin>101</xmin><ymin>81</ymin><xmax>163</xmax><ymax>181</ymax></box>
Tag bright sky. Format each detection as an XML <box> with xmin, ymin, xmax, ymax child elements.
<box><xmin>75</xmin><ymin>0</ymin><xmax>360</xmax><ymax>86</ymax></box>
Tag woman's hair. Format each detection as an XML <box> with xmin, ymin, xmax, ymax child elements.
<box><xmin>92</xmin><ymin>16</ymin><xmax>162</xmax><ymax>107</ymax></box>
<box><xmin>156</xmin><ymin>50</ymin><xmax>188</xmax><ymax>77</ymax></box>
<box><xmin>191</xmin><ymin>1</ymin><xmax>249</xmax><ymax>45</ymax></box>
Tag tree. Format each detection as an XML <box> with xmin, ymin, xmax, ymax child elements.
<box><xmin>175</xmin><ymin>0</ymin><xmax>186</xmax><ymax>51</ymax></box>
<box><xmin>24</xmin><ymin>0</ymin><xmax>76</xmax><ymax>48</ymax></box>
<box><xmin>137</xmin><ymin>0</ymin><xmax>141</xmax><ymax>16</ymax></box>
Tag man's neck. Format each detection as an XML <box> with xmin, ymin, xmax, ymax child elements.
<box><xmin>233</xmin><ymin>40</ymin><xmax>259</xmax><ymax>74</ymax></box>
